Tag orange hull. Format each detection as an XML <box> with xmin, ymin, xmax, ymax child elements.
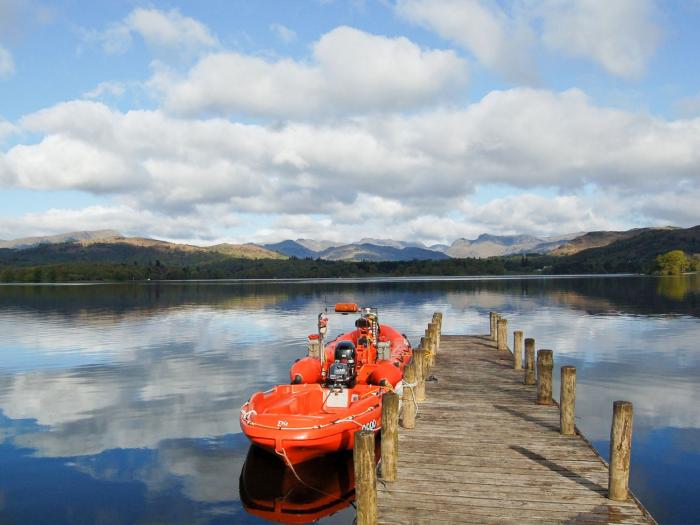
<box><xmin>240</xmin><ymin>383</ymin><xmax>383</xmax><ymax>465</ymax></box>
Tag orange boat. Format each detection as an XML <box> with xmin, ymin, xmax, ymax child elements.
<box><xmin>240</xmin><ymin>304</ymin><xmax>412</xmax><ymax>465</ymax></box>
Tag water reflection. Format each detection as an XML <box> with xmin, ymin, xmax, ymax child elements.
<box><xmin>240</xmin><ymin>447</ymin><xmax>354</xmax><ymax>524</ymax></box>
<box><xmin>0</xmin><ymin>276</ymin><xmax>698</xmax><ymax>524</ymax></box>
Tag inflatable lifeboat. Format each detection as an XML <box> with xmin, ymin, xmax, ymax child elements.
<box><xmin>240</xmin><ymin>304</ymin><xmax>412</xmax><ymax>465</ymax></box>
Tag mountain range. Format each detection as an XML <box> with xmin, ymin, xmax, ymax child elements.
<box><xmin>260</xmin><ymin>231</ymin><xmax>621</xmax><ymax>260</ymax></box>
<box><xmin>0</xmin><ymin>226</ymin><xmax>690</xmax><ymax>265</ymax></box>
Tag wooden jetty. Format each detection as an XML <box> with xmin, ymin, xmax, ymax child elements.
<box><xmin>354</xmin><ymin>313</ymin><xmax>656</xmax><ymax>525</ymax></box>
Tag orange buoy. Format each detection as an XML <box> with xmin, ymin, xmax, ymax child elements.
<box><xmin>289</xmin><ymin>357</ymin><xmax>322</xmax><ymax>384</ymax></box>
<box><xmin>334</xmin><ymin>303</ymin><xmax>359</xmax><ymax>313</ymax></box>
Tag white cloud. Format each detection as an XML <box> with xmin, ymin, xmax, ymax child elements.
<box><xmin>396</xmin><ymin>0</ymin><xmax>661</xmax><ymax>80</ymax></box>
<box><xmin>0</xmin><ymin>204</ymin><xmax>231</xmax><ymax>242</ymax></box>
<box><xmin>675</xmin><ymin>92</ymin><xmax>700</xmax><ymax>118</ymax></box>
<box><xmin>269</xmin><ymin>22</ymin><xmax>297</xmax><ymax>43</ymax></box>
<box><xmin>125</xmin><ymin>7</ymin><xmax>217</xmax><ymax>50</ymax></box>
<box><xmin>83</xmin><ymin>81</ymin><xmax>126</xmax><ymax>99</ymax></box>
<box><xmin>87</xmin><ymin>7</ymin><xmax>218</xmax><ymax>55</ymax></box>
<box><xmin>397</xmin><ymin>0</ymin><xmax>536</xmax><ymax>83</ymax></box>
<box><xmin>2</xmin><ymin>88</ymin><xmax>700</xmax><ymax>243</ymax></box>
<box><xmin>159</xmin><ymin>26</ymin><xmax>469</xmax><ymax>118</ymax></box>
<box><xmin>466</xmin><ymin>193</ymin><xmax>623</xmax><ymax>235</ymax></box>
<box><xmin>538</xmin><ymin>0</ymin><xmax>661</xmax><ymax>79</ymax></box>
<box><xmin>0</xmin><ymin>118</ymin><xmax>17</xmax><ymax>143</ymax></box>
<box><xmin>0</xmin><ymin>45</ymin><xmax>15</xmax><ymax>77</ymax></box>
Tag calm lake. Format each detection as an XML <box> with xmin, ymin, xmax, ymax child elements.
<box><xmin>0</xmin><ymin>275</ymin><xmax>699</xmax><ymax>524</ymax></box>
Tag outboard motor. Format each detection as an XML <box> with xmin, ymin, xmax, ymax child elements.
<box><xmin>327</xmin><ymin>341</ymin><xmax>356</xmax><ymax>388</ymax></box>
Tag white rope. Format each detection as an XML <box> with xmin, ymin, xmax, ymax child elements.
<box><xmin>401</xmin><ymin>379</ymin><xmax>419</xmax><ymax>415</ymax></box>
<box><xmin>240</xmin><ymin>408</ymin><xmax>257</xmax><ymax>422</ymax></box>
<box><xmin>241</xmin><ymin>403</ymin><xmax>381</xmax><ymax>431</ymax></box>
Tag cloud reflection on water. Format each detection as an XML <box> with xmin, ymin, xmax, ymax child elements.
<box><xmin>0</xmin><ymin>276</ymin><xmax>698</xmax><ymax>524</ymax></box>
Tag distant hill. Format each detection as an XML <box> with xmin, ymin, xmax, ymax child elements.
<box><xmin>295</xmin><ymin>239</ymin><xmax>339</xmax><ymax>252</ymax></box>
<box><xmin>5</xmin><ymin>226</ymin><xmax>697</xmax><ymax>272</ymax></box>
<box><xmin>265</xmin><ymin>238</ymin><xmax>442</xmax><ymax>261</ymax></box>
<box><xmin>550</xmin><ymin>227</ymin><xmax>678</xmax><ymax>256</ymax></box>
<box><xmin>357</xmin><ymin>238</ymin><xmax>426</xmax><ymax>249</ymax></box>
<box><xmin>263</xmin><ymin>240</ymin><xmax>318</xmax><ymax>259</ymax></box>
<box><xmin>0</xmin><ymin>236</ymin><xmax>285</xmax><ymax>268</ymax></box>
<box><xmin>265</xmin><ymin>234</ymin><xmax>579</xmax><ymax>261</ymax></box>
<box><xmin>318</xmin><ymin>243</ymin><xmax>449</xmax><ymax>262</ymax></box>
<box><xmin>552</xmin><ymin>226</ymin><xmax>700</xmax><ymax>274</ymax></box>
<box><xmin>0</xmin><ymin>230</ymin><xmax>122</xmax><ymax>249</ymax></box>
<box><xmin>444</xmin><ymin>233</ymin><xmax>579</xmax><ymax>258</ymax></box>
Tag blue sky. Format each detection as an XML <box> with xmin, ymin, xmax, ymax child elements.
<box><xmin>1</xmin><ymin>0</ymin><xmax>699</xmax><ymax>244</ymax></box>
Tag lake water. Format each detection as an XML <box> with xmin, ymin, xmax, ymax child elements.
<box><xmin>0</xmin><ymin>275</ymin><xmax>699</xmax><ymax>524</ymax></box>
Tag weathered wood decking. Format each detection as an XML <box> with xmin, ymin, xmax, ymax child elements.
<box><xmin>376</xmin><ymin>335</ymin><xmax>655</xmax><ymax>525</ymax></box>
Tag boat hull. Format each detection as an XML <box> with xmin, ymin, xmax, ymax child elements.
<box><xmin>240</xmin><ymin>383</ymin><xmax>383</xmax><ymax>465</ymax></box>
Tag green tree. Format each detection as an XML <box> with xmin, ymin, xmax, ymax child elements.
<box><xmin>655</xmin><ymin>250</ymin><xmax>690</xmax><ymax>275</ymax></box>
<box><xmin>691</xmin><ymin>254</ymin><xmax>700</xmax><ymax>272</ymax></box>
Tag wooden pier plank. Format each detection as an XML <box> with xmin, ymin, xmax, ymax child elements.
<box><xmin>376</xmin><ymin>334</ymin><xmax>655</xmax><ymax>525</ymax></box>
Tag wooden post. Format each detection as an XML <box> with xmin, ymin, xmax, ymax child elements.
<box><xmin>513</xmin><ymin>330</ymin><xmax>523</xmax><ymax>370</ymax></box>
<box><xmin>497</xmin><ymin>318</ymin><xmax>508</xmax><ymax>351</ymax></box>
<box><xmin>425</xmin><ymin>334</ymin><xmax>435</xmax><ymax>368</ymax></box>
<box><xmin>400</xmin><ymin>359</ymin><xmax>417</xmax><ymax>429</ymax></box>
<box><xmin>381</xmin><ymin>391</ymin><xmax>399</xmax><ymax>481</ymax></box>
<box><xmin>560</xmin><ymin>366</ymin><xmax>576</xmax><ymax>435</ymax></box>
<box><xmin>354</xmin><ymin>430</ymin><xmax>377</xmax><ymax>525</ymax></box>
<box><xmin>414</xmin><ymin>348</ymin><xmax>426</xmax><ymax>402</ymax></box>
<box><xmin>433</xmin><ymin>312</ymin><xmax>442</xmax><ymax>350</ymax></box>
<box><xmin>427</xmin><ymin>322</ymin><xmax>437</xmax><ymax>360</ymax></box>
<box><xmin>524</xmin><ymin>338</ymin><xmax>536</xmax><ymax>385</ymax></box>
<box><xmin>429</xmin><ymin>321</ymin><xmax>439</xmax><ymax>354</ymax></box>
<box><xmin>536</xmin><ymin>349</ymin><xmax>553</xmax><ymax>405</ymax></box>
<box><xmin>608</xmin><ymin>401</ymin><xmax>634</xmax><ymax>501</ymax></box>
<box><xmin>489</xmin><ymin>312</ymin><xmax>497</xmax><ymax>340</ymax></box>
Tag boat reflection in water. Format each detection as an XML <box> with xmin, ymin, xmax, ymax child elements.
<box><xmin>240</xmin><ymin>445</ymin><xmax>355</xmax><ymax>523</ymax></box>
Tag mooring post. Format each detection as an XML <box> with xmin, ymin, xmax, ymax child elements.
<box><xmin>524</xmin><ymin>338</ymin><xmax>536</xmax><ymax>385</ymax></box>
<box><xmin>354</xmin><ymin>430</ymin><xmax>377</xmax><ymax>524</ymax></box>
<box><xmin>401</xmin><ymin>359</ymin><xmax>417</xmax><ymax>429</ymax></box>
<box><xmin>489</xmin><ymin>312</ymin><xmax>497</xmax><ymax>340</ymax></box>
<box><xmin>513</xmin><ymin>330</ymin><xmax>523</xmax><ymax>369</ymax></box>
<box><xmin>423</xmin><ymin>334</ymin><xmax>434</xmax><ymax>369</ymax></box>
<box><xmin>609</xmin><ymin>401</ymin><xmax>634</xmax><ymax>501</ymax></box>
<box><xmin>560</xmin><ymin>366</ymin><xmax>576</xmax><ymax>435</ymax></box>
<box><xmin>414</xmin><ymin>348</ymin><xmax>426</xmax><ymax>402</ymax></box>
<box><xmin>413</xmin><ymin>347</ymin><xmax>425</xmax><ymax>401</ymax></box>
<box><xmin>536</xmin><ymin>349</ymin><xmax>554</xmax><ymax>405</ymax></box>
<box><xmin>433</xmin><ymin>312</ymin><xmax>442</xmax><ymax>351</ymax></box>
<box><xmin>429</xmin><ymin>320</ymin><xmax>438</xmax><ymax>354</ymax></box>
<box><xmin>427</xmin><ymin>322</ymin><xmax>437</xmax><ymax>363</ymax></box>
<box><xmin>497</xmin><ymin>318</ymin><xmax>508</xmax><ymax>351</ymax></box>
<box><xmin>381</xmin><ymin>391</ymin><xmax>399</xmax><ymax>481</ymax></box>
